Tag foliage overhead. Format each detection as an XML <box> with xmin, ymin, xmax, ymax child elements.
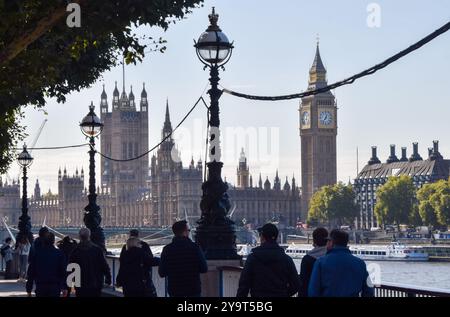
<box><xmin>0</xmin><ymin>0</ymin><xmax>204</xmax><ymax>173</ymax></box>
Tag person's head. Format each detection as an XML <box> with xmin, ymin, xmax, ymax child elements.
<box><xmin>43</xmin><ymin>232</ymin><xmax>55</xmax><ymax>247</ymax></box>
<box><xmin>5</xmin><ymin>237</ymin><xmax>12</xmax><ymax>245</ymax></box>
<box><xmin>257</xmin><ymin>223</ymin><xmax>279</xmax><ymax>244</ymax></box>
<box><xmin>38</xmin><ymin>226</ymin><xmax>49</xmax><ymax>238</ymax></box>
<box><xmin>172</xmin><ymin>220</ymin><xmax>190</xmax><ymax>238</ymax></box>
<box><xmin>126</xmin><ymin>237</ymin><xmax>142</xmax><ymax>250</ymax></box>
<box><xmin>327</xmin><ymin>229</ymin><xmax>349</xmax><ymax>250</ymax></box>
<box><xmin>79</xmin><ymin>228</ymin><xmax>91</xmax><ymax>242</ymax></box>
<box><xmin>129</xmin><ymin>229</ymin><xmax>139</xmax><ymax>238</ymax></box>
<box><xmin>312</xmin><ymin>227</ymin><xmax>329</xmax><ymax>247</ymax></box>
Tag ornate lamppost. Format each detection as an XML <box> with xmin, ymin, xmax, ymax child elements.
<box><xmin>80</xmin><ymin>102</ymin><xmax>105</xmax><ymax>250</ymax></box>
<box><xmin>194</xmin><ymin>7</ymin><xmax>239</xmax><ymax>259</ymax></box>
<box><xmin>17</xmin><ymin>144</ymin><xmax>34</xmax><ymax>243</ymax></box>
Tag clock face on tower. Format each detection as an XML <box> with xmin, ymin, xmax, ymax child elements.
<box><xmin>319</xmin><ymin>110</ymin><xmax>333</xmax><ymax>126</ymax></box>
<box><xmin>301</xmin><ymin>111</ymin><xmax>310</xmax><ymax>126</ymax></box>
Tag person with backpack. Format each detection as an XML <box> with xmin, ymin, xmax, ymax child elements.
<box><xmin>1</xmin><ymin>237</ymin><xmax>14</xmax><ymax>279</ymax></box>
<box><xmin>237</xmin><ymin>223</ymin><xmax>300</xmax><ymax>297</ymax></box>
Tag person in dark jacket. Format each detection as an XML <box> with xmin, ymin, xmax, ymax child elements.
<box><xmin>117</xmin><ymin>237</ymin><xmax>155</xmax><ymax>297</ymax></box>
<box><xmin>308</xmin><ymin>229</ymin><xmax>374</xmax><ymax>297</ymax></box>
<box><xmin>28</xmin><ymin>227</ymin><xmax>49</xmax><ymax>264</ymax></box>
<box><xmin>26</xmin><ymin>233</ymin><xmax>67</xmax><ymax>297</ymax></box>
<box><xmin>57</xmin><ymin>236</ymin><xmax>78</xmax><ymax>297</ymax></box>
<box><xmin>119</xmin><ymin>229</ymin><xmax>160</xmax><ymax>297</ymax></box>
<box><xmin>69</xmin><ymin>228</ymin><xmax>112</xmax><ymax>297</ymax></box>
<box><xmin>159</xmin><ymin>220</ymin><xmax>208</xmax><ymax>297</ymax></box>
<box><xmin>298</xmin><ymin>227</ymin><xmax>328</xmax><ymax>297</ymax></box>
<box><xmin>237</xmin><ymin>223</ymin><xmax>299</xmax><ymax>297</ymax></box>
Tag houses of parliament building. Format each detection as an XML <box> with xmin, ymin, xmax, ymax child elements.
<box><xmin>0</xmin><ymin>83</ymin><xmax>304</xmax><ymax>229</ymax></box>
<box><xmin>0</xmin><ymin>44</ymin><xmax>342</xmax><ymax>229</ymax></box>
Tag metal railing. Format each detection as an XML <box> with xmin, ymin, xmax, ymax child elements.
<box><xmin>216</xmin><ymin>266</ymin><xmax>450</xmax><ymax>298</ymax></box>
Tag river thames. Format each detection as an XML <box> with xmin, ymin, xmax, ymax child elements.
<box><xmin>293</xmin><ymin>259</ymin><xmax>450</xmax><ymax>290</ymax></box>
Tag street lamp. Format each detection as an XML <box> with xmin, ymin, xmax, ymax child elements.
<box><xmin>17</xmin><ymin>144</ymin><xmax>34</xmax><ymax>243</ymax></box>
<box><xmin>80</xmin><ymin>102</ymin><xmax>105</xmax><ymax>250</ymax></box>
<box><xmin>194</xmin><ymin>7</ymin><xmax>239</xmax><ymax>260</ymax></box>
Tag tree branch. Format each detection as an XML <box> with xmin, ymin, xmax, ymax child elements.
<box><xmin>0</xmin><ymin>0</ymin><xmax>84</xmax><ymax>66</ymax></box>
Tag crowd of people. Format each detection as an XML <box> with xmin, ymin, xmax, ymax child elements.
<box><xmin>0</xmin><ymin>221</ymin><xmax>374</xmax><ymax>297</ymax></box>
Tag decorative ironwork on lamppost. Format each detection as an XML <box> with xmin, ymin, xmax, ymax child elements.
<box><xmin>80</xmin><ymin>102</ymin><xmax>105</xmax><ymax>250</ymax></box>
<box><xmin>194</xmin><ymin>7</ymin><xmax>239</xmax><ymax>259</ymax></box>
<box><xmin>17</xmin><ymin>144</ymin><xmax>34</xmax><ymax>243</ymax></box>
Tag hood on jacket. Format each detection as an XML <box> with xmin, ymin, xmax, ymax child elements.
<box><xmin>307</xmin><ymin>246</ymin><xmax>328</xmax><ymax>259</ymax></box>
<box><xmin>250</xmin><ymin>242</ymin><xmax>286</xmax><ymax>264</ymax></box>
<box><xmin>121</xmin><ymin>247</ymin><xmax>144</xmax><ymax>265</ymax></box>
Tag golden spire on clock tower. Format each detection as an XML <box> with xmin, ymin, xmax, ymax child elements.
<box><xmin>308</xmin><ymin>41</ymin><xmax>327</xmax><ymax>90</ymax></box>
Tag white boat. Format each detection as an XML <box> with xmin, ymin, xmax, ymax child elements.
<box><xmin>285</xmin><ymin>242</ymin><xmax>429</xmax><ymax>262</ymax></box>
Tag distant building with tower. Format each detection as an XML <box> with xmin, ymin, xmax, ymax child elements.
<box><xmin>354</xmin><ymin>141</ymin><xmax>450</xmax><ymax>229</ymax></box>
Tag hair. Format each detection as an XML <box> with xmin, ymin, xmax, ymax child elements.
<box><xmin>79</xmin><ymin>228</ymin><xmax>91</xmax><ymax>242</ymax></box>
<box><xmin>5</xmin><ymin>237</ymin><xmax>12</xmax><ymax>243</ymax></box>
<box><xmin>126</xmin><ymin>237</ymin><xmax>142</xmax><ymax>250</ymax></box>
<box><xmin>38</xmin><ymin>226</ymin><xmax>49</xmax><ymax>238</ymax></box>
<box><xmin>172</xmin><ymin>220</ymin><xmax>188</xmax><ymax>237</ymax></box>
<box><xmin>129</xmin><ymin>229</ymin><xmax>139</xmax><ymax>238</ymax></box>
<box><xmin>330</xmin><ymin>229</ymin><xmax>349</xmax><ymax>247</ymax></box>
<box><xmin>43</xmin><ymin>232</ymin><xmax>55</xmax><ymax>247</ymax></box>
<box><xmin>312</xmin><ymin>227</ymin><xmax>329</xmax><ymax>247</ymax></box>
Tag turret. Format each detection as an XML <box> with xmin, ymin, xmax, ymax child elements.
<box><xmin>112</xmin><ymin>81</ymin><xmax>120</xmax><ymax>110</ymax></box>
<box><xmin>264</xmin><ymin>177</ymin><xmax>271</xmax><ymax>190</ymax></box>
<box><xmin>100</xmin><ymin>84</ymin><xmax>108</xmax><ymax>113</ymax></box>
<box><xmin>129</xmin><ymin>85</ymin><xmax>135</xmax><ymax>109</ymax></box>
<box><xmin>283</xmin><ymin>176</ymin><xmax>291</xmax><ymax>191</ymax></box>
<box><xmin>140</xmin><ymin>83</ymin><xmax>148</xmax><ymax>112</ymax></box>
<box><xmin>273</xmin><ymin>170</ymin><xmax>281</xmax><ymax>190</ymax></box>
<box><xmin>258</xmin><ymin>173</ymin><xmax>263</xmax><ymax>189</ymax></box>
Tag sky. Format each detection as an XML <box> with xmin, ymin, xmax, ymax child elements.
<box><xmin>6</xmin><ymin>0</ymin><xmax>450</xmax><ymax>194</ymax></box>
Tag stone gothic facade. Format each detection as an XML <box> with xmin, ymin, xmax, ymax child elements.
<box><xmin>0</xmin><ymin>83</ymin><xmax>302</xmax><ymax>229</ymax></box>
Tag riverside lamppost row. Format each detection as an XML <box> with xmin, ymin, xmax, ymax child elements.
<box><xmin>17</xmin><ymin>144</ymin><xmax>34</xmax><ymax>243</ymax></box>
<box><xmin>194</xmin><ymin>8</ymin><xmax>239</xmax><ymax>260</ymax></box>
<box><xmin>80</xmin><ymin>103</ymin><xmax>105</xmax><ymax>251</ymax></box>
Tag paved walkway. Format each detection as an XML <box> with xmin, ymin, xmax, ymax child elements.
<box><xmin>0</xmin><ymin>279</ymin><xmax>28</xmax><ymax>297</ymax></box>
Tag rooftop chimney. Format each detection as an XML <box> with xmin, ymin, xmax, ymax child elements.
<box><xmin>400</xmin><ymin>147</ymin><xmax>408</xmax><ymax>162</ymax></box>
<box><xmin>409</xmin><ymin>142</ymin><xmax>423</xmax><ymax>162</ymax></box>
<box><xmin>429</xmin><ymin>140</ymin><xmax>443</xmax><ymax>161</ymax></box>
<box><xmin>428</xmin><ymin>148</ymin><xmax>433</xmax><ymax>158</ymax></box>
<box><xmin>368</xmin><ymin>146</ymin><xmax>381</xmax><ymax>165</ymax></box>
<box><xmin>386</xmin><ymin>144</ymin><xmax>399</xmax><ymax>164</ymax></box>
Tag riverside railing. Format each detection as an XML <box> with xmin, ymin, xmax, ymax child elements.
<box><xmin>103</xmin><ymin>256</ymin><xmax>450</xmax><ymax>298</ymax></box>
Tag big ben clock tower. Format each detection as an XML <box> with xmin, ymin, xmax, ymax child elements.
<box><xmin>300</xmin><ymin>43</ymin><xmax>337</xmax><ymax>216</ymax></box>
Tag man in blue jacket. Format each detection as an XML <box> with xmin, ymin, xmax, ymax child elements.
<box><xmin>159</xmin><ymin>220</ymin><xmax>208</xmax><ymax>297</ymax></box>
<box><xmin>308</xmin><ymin>229</ymin><xmax>374</xmax><ymax>297</ymax></box>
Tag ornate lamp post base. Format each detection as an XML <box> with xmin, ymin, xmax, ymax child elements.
<box><xmin>196</xmin><ymin>161</ymin><xmax>240</xmax><ymax>260</ymax></box>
